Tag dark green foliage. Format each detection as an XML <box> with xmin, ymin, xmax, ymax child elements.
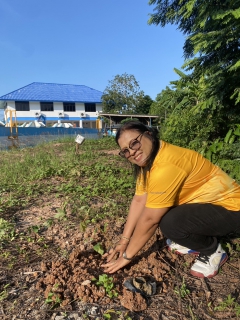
<box><xmin>135</xmin><ymin>95</ymin><xmax>153</xmax><ymax>114</ymax></box>
<box><xmin>152</xmin><ymin>68</ymin><xmax>225</xmax><ymax>146</ymax></box>
<box><xmin>101</xmin><ymin>73</ymin><xmax>145</xmax><ymax>114</ymax></box>
<box><xmin>148</xmin><ymin>0</ymin><xmax>240</xmax><ymax>145</ymax></box>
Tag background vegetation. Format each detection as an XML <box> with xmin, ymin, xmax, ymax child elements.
<box><xmin>101</xmin><ymin>1</ymin><xmax>240</xmax><ymax>177</ymax></box>
<box><xmin>148</xmin><ymin>0</ymin><xmax>240</xmax><ymax>145</ymax></box>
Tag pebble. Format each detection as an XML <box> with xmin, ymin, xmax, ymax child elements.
<box><xmin>81</xmin><ymin>279</ymin><xmax>91</xmax><ymax>286</ymax></box>
<box><xmin>90</xmin><ymin>306</ymin><xmax>98</xmax><ymax>315</ymax></box>
<box><xmin>51</xmin><ymin>305</ymin><xmax>101</xmax><ymax>319</ymax></box>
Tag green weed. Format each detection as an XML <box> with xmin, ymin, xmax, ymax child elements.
<box><xmin>215</xmin><ymin>294</ymin><xmax>240</xmax><ymax>316</ymax></box>
<box><xmin>45</xmin><ymin>283</ymin><xmax>62</xmax><ymax>308</ymax></box>
<box><xmin>92</xmin><ymin>274</ymin><xmax>118</xmax><ymax>298</ymax></box>
<box><xmin>103</xmin><ymin>309</ymin><xmax>133</xmax><ymax>319</ymax></box>
<box><xmin>0</xmin><ymin>284</ymin><xmax>10</xmax><ymax>301</ymax></box>
<box><xmin>174</xmin><ymin>277</ymin><xmax>190</xmax><ymax>298</ymax></box>
<box><xmin>93</xmin><ymin>243</ymin><xmax>105</xmax><ymax>255</ymax></box>
<box><xmin>0</xmin><ymin>218</ymin><xmax>15</xmax><ymax>242</ymax></box>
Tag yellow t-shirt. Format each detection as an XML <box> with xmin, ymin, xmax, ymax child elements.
<box><xmin>135</xmin><ymin>140</ymin><xmax>240</xmax><ymax>211</ymax></box>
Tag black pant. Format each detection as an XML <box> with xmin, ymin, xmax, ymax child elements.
<box><xmin>159</xmin><ymin>203</ymin><xmax>240</xmax><ymax>255</ymax></box>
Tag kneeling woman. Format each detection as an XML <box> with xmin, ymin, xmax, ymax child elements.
<box><xmin>101</xmin><ymin>121</ymin><xmax>240</xmax><ymax>278</ymax></box>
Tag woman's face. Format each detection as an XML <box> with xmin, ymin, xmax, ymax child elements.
<box><xmin>118</xmin><ymin>130</ymin><xmax>153</xmax><ymax>166</ymax></box>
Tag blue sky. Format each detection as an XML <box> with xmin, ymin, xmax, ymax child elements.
<box><xmin>0</xmin><ymin>0</ymin><xmax>185</xmax><ymax>102</ymax></box>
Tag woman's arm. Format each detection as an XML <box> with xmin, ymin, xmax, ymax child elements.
<box><xmin>102</xmin><ymin>206</ymin><xmax>169</xmax><ymax>273</ymax></box>
<box><xmin>102</xmin><ymin>193</ymin><xmax>147</xmax><ymax>261</ymax></box>
<box><xmin>121</xmin><ymin>193</ymin><xmax>148</xmax><ymax>239</ymax></box>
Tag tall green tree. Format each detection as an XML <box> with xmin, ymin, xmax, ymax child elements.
<box><xmin>101</xmin><ymin>73</ymin><xmax>144</xmax><ymax>114</ymax></box>
<box><xmin>148</xmin><ymin>0</ymin><xmax>240</xmax><ymax>125</ymax></box>
<box><xmin>159</xmin><ymin>70</ymin><xmax>224</xmax><ymax>148</ymax></box>
<box><xmin>135</xmin><ymin>95</ymin><xmax>153</xmax><ymax>114</ymax></box>
<box><xmin>148</xmin><ymin>67</ymin><xmax>226</xmax><ymax>149</ymax></box>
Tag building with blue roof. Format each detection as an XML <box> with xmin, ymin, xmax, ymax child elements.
<box><xmin>0</xmin><ymin>82</ymin><xmax>103</xmax><ymax>128</ymax></box>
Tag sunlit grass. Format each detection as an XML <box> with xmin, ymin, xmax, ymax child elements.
<box><xmin>0</xmin><ymin>136</ymin><xmax>134</xmax><ymax>217</ymax></box>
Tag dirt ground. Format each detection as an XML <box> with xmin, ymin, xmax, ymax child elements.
<box><xmin>0</xmin><ymin>149</ymin><xmax>240</xmax><ymax>320</ymax></box>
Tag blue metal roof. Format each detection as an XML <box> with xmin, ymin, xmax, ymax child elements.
<box><xmin>0</xmin><ymin>82</ymin><xmax>103</xmax><ymax>103</ymax></box>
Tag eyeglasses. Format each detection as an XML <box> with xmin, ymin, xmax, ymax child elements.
<box><xmin>119</xmin><ymin>133</ymin><xmax>143</xmax><ymax>159</ymax></box>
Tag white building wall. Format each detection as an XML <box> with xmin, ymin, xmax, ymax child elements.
<box><xmin>4</xmin><ymin>101</ymin><xmax>103</xmax><ymax>127</ymax></box>
<box><xmin>96</xmin><ymin>104</ymin><xmax>102</xmax><ymax>113</ymax></box>
<box><xmin>75</xmin><ymin>102</ymin><xmax>85</xmax><ymax>113</ymax></box>
<box><xmin>31</xmin><ymin>101</ymin><xmax>41</xmax><ymax>116</ymax></box>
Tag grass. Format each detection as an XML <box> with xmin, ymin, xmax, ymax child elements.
<box><xmin>0</xmin><ymin>136</ymin><xmax>239</xmax><ymax>319</ymax></box>
<box><xmin>0</xmin><ymin>137</ymin><xmax>134</xmax><ymax>218</ymax></box>
<box><xmin>0</xmin><ymin>137</ymin><xmax>134</xmax><ymax>270</ymax></box>
<box><xmin>0</xmin><ymin>136</ymin><xmax>136</xmax><ymax>316</ymax></box>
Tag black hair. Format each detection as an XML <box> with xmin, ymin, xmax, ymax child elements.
<box><xmin>115</xmin><ymin>121</ymin><xmax>160</xmax><ymax>184</ymax></box>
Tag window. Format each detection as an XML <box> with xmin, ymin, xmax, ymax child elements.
<box><xmin>41</xmin><ymin>102</ymin><xmax>53</xmax><ymax>112</ymax></box>
<box><xmin>15</xmin><ymin>101</ymin><xmax>30</xmax><ymax>111</ymax></box>
<box><xmin>85</xmin><ymin>103</ymin><xmax>96</xmax><ymax>112</ymax></box>
<box><xmin>63</xmin><ymin>103</ymin><xmax>75</xmax><ymax>112</ymax></box>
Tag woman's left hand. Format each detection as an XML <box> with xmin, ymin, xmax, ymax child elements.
<box><xmin>101</xmin><ymin>254</ymin><xmax>131</xmax><ymax>273</ymax></box>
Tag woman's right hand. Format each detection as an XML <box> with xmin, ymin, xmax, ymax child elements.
<box><xmin>102</xmin><ymin>240</ymin><xmax>129</xmax><ymax>262</ymax></box>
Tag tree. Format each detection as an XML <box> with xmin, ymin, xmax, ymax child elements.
<box><xmin>149</xmin><ymin>81</ymin><xmax>185</xmax><ymax>123</ymax></box>
<box><xmin>150</xmin><ymin>68</ymin><xmax>225</xmax><ymax>148</ymax></box>
<box><xmin>135</xmin><ymin>95</ymin><xmax>153</xmax><ymax>114</ymax></box>
<box><xmin>101</xmin><ymin>73</ymin><xmax>144</xmax><ymax>114</ymax></box>
<box><xmin>148</xmin><ymin>0</ymin><xmax>240</xmax><ymax>141</ymax></box>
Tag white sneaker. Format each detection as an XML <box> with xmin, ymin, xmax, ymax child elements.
<box><xmin>190</xmin><ymin>243</ymin><xmax>228</xmax><ymax>278</ymax></box>
<box><xmin>166</xmin><ymin>239</ymin><xmax>199</xmax><ymax>255</ymax></box>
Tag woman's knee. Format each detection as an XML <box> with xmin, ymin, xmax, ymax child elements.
<box><xmin>159</xmin><ymin>204</ymin><xmax>205</xmax><ymax>237</ymax></box>
<box><xmin>159</xmin><ymin>207</ymin><xmax>187</xmax><ymax>237</ymax></box>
